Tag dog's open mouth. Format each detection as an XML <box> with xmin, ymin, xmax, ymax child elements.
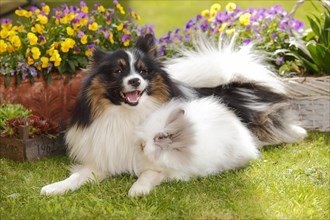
<box><xmin>120</xmin><ymin>90</ymin><xmax>144</xmax><ymax>105</ymax></box>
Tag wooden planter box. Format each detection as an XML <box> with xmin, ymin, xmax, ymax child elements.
<box><xmin>284</xmin><ymin>76</ymin><xmax>330</xmax><ymax>132</ymax></box>
<box><xmin>0</xmin><ymin>126</ymin><xmax>66</xmax><ymax>161</ymax></box>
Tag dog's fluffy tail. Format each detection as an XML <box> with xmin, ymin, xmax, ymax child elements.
<box><xmin>165</xmin><ymin>34</ymin><xmax>286</xmax><ymax>94</ymax></box>
<box><xmin>165</xmin><ymin>34</ymin><xmax>307</xmax><ymax>146</ymax></box>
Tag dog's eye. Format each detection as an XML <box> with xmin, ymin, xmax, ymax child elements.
<box><xmin>139</xmin><ymin>69</ymin><xmax>148</xmax><ymax>76</ymax></box>
<box><xmin>113</xmin><ymin>69</ymin><xmax>122</xmax><ymax>77</ymax></box>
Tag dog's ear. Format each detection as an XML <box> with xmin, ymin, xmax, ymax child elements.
<box><xmin>90</xmin><ymin>48</ymin><xmax>107</xmax><ymax>64</ymax></box>
<box><xmin>135</xmin><ymin>34</ymin><xmax>157</xmax><ymax>58</ymax></box>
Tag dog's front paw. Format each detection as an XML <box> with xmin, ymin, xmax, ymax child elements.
<box><xmin>40</xmin><ymin>181</ymin><xmax>70</xmax><ymax>196</ymax></box>
<box><xmin>128</xmin><ymin>182</ymin><xmax>152</xmax><ymax>197</ymax></box>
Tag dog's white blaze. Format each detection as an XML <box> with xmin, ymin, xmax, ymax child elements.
<box><xmin>122</xmin><ymin>51</ymin><xmax>148</xmax><ymax>92</ymax></box>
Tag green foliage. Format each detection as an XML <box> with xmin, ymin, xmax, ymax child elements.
<box><xmin>0</xmin><ymin>103</ymin><xmax>31</xmax><ymax>128</ymax></box>
<box><xmin>305</xmin><ymin>7</ymin><xmax>330</xmax><ymax>73</ymax></box>
<box><xmin>0</xmin><ymin>131</ymin><xmax>329</xmax><ymax>219</ymax></box>
<box><xmin>282</xmin><ymin>5</ymin><xmax>330</xmax><ymax>76</ymax></box>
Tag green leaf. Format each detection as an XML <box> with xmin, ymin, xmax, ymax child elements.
<box><xmin>307</xmin><ymin>16</ymin><xmax>321</xmax><ymax>38</ymax></box>
<box><xmin>77</xmin><ymin>56</ymin><xmax>88</xmax><ymax>67</ymax></box>
<box><xmin>324</xmin><ymin>14</ymin><xmax>330</xmax><ymax>46</ymax></box>
<box><xmin>16</xmin><ymin>76</ymin><xmax>21</xmax><ymax>86</ymax></box>
<box><xmin>282</xmin><ymin>48</ymin><xmax>320</xmax><ymax>73</ymax></box>
<box><xmin>307</xmin><ymin>43</ymin><xmax>330</xmax><ymax>72</ymax></box>
<box><xmin>57</xmin><ymin>64</ymin><xmax>66</xmax><ymax>74</ymax></box>
<box><xmin>72</xmin><ymin>59</ymin><xmax>79</xmax><ymax>67</ymax></box>
<box><xmin>4</xmin><ymin>75</ymin><xmax>11</xmax><ymax>87</ymax></box>
<box><xmin>67</xmin><ymin>60</ymin><xmax>77</xmax><ymax>73</ymax></box>
<box><xmin>46</xmin><ymin>74</ymin><xmax>52</xmax><ymax>85</ymax></box>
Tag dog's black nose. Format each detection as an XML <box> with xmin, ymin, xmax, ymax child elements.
<box><xmin>128</xmin><ymin>78</ymin><xmax>141</xmax><ymax>87</ymax></box>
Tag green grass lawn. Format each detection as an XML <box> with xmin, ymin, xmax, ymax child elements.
<box><xmin>0</xmin><ymin>131</ymin><xmax>329</xmax><ymax>219</ymax></box>
<box><xmin>1</xmin><ymin>1</ymin><xmax>328</xmax><ymax>219</ymax></box>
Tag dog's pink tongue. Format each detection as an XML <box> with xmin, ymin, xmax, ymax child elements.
<box><xmin>125</xmin><ymin>91</ymin><xmax>140</xmax><ymax>103</ymax></box>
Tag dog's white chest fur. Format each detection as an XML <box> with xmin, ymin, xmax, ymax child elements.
<box><xmin>66</xmin><ymin>99</ymin><xmax>160</xmax><ymax>175</ymax></box>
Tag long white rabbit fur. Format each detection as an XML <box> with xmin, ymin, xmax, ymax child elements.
<box><xmin>129</xmin><ymin>97</ymin><xmax>260</xmax><ymax>197</ymax></box>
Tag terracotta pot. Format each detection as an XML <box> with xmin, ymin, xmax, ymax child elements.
<box><xmin>0</xmin><ymin>71</ymin><xmax>87</xmax><ymax>129</ymax></box>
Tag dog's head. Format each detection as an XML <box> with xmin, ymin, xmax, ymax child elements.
<box><xmin>85</xmin><ymin>34</ymin><xmax>172</xmax><ymax>108</ymax></box>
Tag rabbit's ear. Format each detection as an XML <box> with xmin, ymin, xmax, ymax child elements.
<box><xmin>165</xmin><ymin>108</ymin><xmax>185</xmax><ymax>126</ymax></box>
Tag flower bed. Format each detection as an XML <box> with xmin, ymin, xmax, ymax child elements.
<box><xmin>0</xmin><ymin>1</ymin><xmax>154</xmax><ymax>86</ymax></box>
<box><xmin>157</xmin><ymin>3</ymin><xmax>305</xmax><ymax>72</ymax></box>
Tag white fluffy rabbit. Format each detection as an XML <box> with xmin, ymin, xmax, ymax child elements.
<box><xmin>129</xmin><ymin>97</ymin><xmax>259</xmax><ymax>197</ymax></box>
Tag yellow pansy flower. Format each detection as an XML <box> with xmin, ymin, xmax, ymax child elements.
<box><xmin>226</xmin><ymin>2</ymin><xmax>236</xmax><ymax>11</ymax></box>
<box><xmin>0</xmin><ymin>29</ymin><xmax>9</xmax><ymax>39</ymax></box>
<box><xmin>0</xmin><ymin>40</ymin><xmax>8</xmax><ymax>53</ymax></box>
<box><xmin>24</xmin><ymin>10</ymin><xmax>33</xmax><ymax>18</ymax></box>
<box><xmin>41</xmin><ymin>57</ymin><xmax>49</xmax><ymax>68</ymax></box>
<box><xmin>31</xmin><ymin>24</ymin><xmax>44</xmax><ymax>35</ymax></box>
<box><xmin>117</xmin><ymin>23</ymin><xmax>124</xmax><ymax>31</ymax></box>
<box><xmin>79</xmin><ymin>18</ymin><xmax>88</xmax><ymax>26</ymax></box>
<box><xmin>123</xmin><ymin>29</ymin><xmax>130</xmax><ymax>35</ymax></box>
<box><xmin>42</xmin><ymin>5</ymin><xmax>50</xmax><ymax>15</ymax></box>
<box><xmin>34</xmin><ymin>9</ymin><xmax>41</xmax><ymax>15</ymax></box>
<box><xmin>60</xmin><ymin>16</ymin><xmax>68</xmax><ymax>24</ymax></box>
<box><xmin>88</xmin><ymin>22</ymin><xmax>98</xmax><ymax>31</ymax></box>
<box><xmin>1</xmin><ymin>23</ymin><xmax>12</xmax><ymax>31</ymax></box>
<box><xmin>17</xmin><ymin>25</ymin><xmax>24</xmax><ymax>32</ymax></box>
<box><xmin>15</xmin><ymin>9</ymin><xmax>24</xmax><ymax>16</ymax></box>
<box><xmin>31</xmin><ymin>47</ymin><xmax>41</xmax><ymax>59</ymax></box>
<box><xmin>81</xmin><ymin>6</ymin><xmax>88</xmax><ymax>13</ymax></box>
<box><xmin>66</xmin><ymin>27</ymin><xmax>74</xmax><ymax>36</ymax></box>
<box><xmin>211</xmin><ymin>3</ymin><xmax>221</xmax><ymax>12</ymax></box>
<box><xmin>27</xmin><ymin>32</ymin><xmax>38</xmax><ymax>45</ymax></box>
<box><xmin>97</xmin><ymin>5</ymin><xmax>105</xmax><ymax>12</ymax></box>
<box><xmin>218</xmin><ymin>23</ymin><xmax>227</xmax><ymax>32</ymax></box>
<box><xmin>225</xmin><ymin>28</ymin><xmax>235</xmax><ymax>36</ymax></box>
<box><xmin>7</xmin><ymin>44</ymin><xmax>15</xmax><ymax>53</ymax></box>
<box><xmin>60</xmin><ymin>38</ymin><xmax>75</xmax><ymax>53</ymax></box>
<box><xmin>37</xmin><ymin>15</ymin><xmax>48</xmax><ymax>24</ymax></box>
<box><xmin>239</xmin><ymin>13</ymin><xmax>251</xmax><ymax>26</ymax></box>
<box><xmin>210</xmin><ymin>3</ymin><xmax>221</xmax><ymax>17</ymax></box>
<box><xmin>27</xmin><ymin>56</ymin><xmax>34</xmax><ymax>65</ymax></box>
<box><xmin>109</xmin><ymin>32</ymin><xmax>114</xmax><ymax>44</ymax></box>
<box><xmin>8</xmin><ymin>30</ymin><xmax>16</xmax><ymax>37</ymax></box>
<box><xmin>123</xmin><ymin>40</ymin><xmax>130</xmax><ymax>47</ymax></box>
<box><xmin>50</xmin><ymin>49</ymin><xmax>61</xmax><ymax>67</ymax></box>
<box><xmin>10</xmin><ymin>35</ymin><xmax>21</xmax><ymax>48</ymax></box>
<box><xmin>69</xmin><ymin>13</ymin><xmax>77</xmax><ymax>21</ymax></box>
<box><xmin>201</xmin><ymin>9</ymin><xmax>209</xmax><ymax>17</ymax></box>
<box><xmin>80</xmin><ymin>35</ymin><xmax>88</xmax><ymax>44</ymax></box>
<box><xmin>116</xmin><ymin>4</ymin><xmax>125</xmax><ymax>14</ymax></box>
<box><xmin>85</xmin><ymin>48</ymin><xmax>93</xmax><ymax>56</ymax></box>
